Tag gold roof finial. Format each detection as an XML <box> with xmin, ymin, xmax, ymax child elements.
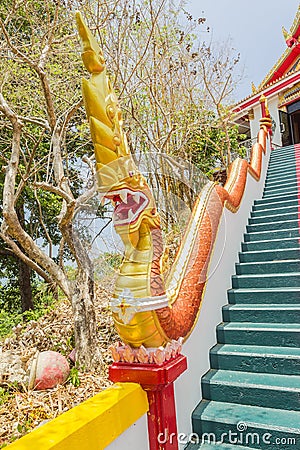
<box><xmin>259</xmin><ymin>94</ymin><xmax>266</xmax><ymax>103</ymax></box>
<box><xmin>251</xmin><ymin>82</ymin><xmax>257</xmax><ymax>94</ymax></box>
<box><xmin>282</xmin><ymin>26</ymin><xmax>290</xmax><ymax>42</ymax></box>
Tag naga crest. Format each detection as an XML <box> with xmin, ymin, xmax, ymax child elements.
<box><xmin>76</xmin><ymin>13</ymin><xmax>160</xmax><ymax>240</ymax></box>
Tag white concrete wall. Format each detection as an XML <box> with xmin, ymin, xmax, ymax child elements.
<box><xmin>250</xmin><ymin>103</ymin><xmax>261</xmax><ymax>139</ymax></box>
<box><xmin>268</xmin><ymin>96</ymin><xmax>282</xmax><ymax>147</ymax></box>
<box><xmin>250</xmin><ymin>95</ymin><xmax>282</xmax><ymax>147</ymax></box>
<box><xmin>105</xmin><ymin>414</ymin><xmax>149</xmax><ymax>450</ymax></box>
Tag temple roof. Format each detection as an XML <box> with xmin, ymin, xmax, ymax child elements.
<box><xmin>259</xmin><ymin>5</ymin><xmax>300</xmax><ymax>89</ymax></box>
<box><xmin>234</xmin><ymin>6</ymin><xmax>300</xmax><ymax>112</ymax></box>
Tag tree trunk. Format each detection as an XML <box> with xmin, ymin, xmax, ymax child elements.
<box><xmin>16</xmin><ymin>204</ymin><xmax>34</xmax><ymax>312</ymax></box>
<box><xmin>71</xmin><ymin>269</ymin><xmax>101</xmax><ymax>370</ymax></box>
<box><xmin>18</xmin><ymin>257</ymin><xmax>34</xmax><ymax>312</ymax></box>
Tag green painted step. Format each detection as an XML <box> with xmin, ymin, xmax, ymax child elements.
<box><xmin>268</xmin><ymin>150</ymin><xmax>297</xmax><ymax>157</ymax></box>
<box><xmin>267</xmin><ymin>164</ymin><xmax>298</xmax><ymax>173</ymax></box>
<box><xmin>222</xmin><ymin>304</ymin><xmax>300</xmax><ymax>323</ymax></box>
<box><xmin>263</xmin><ymin>184</ymin><xmax>298</xmax><ymax>195</ymax></box>
<box><xmin>265</xmin><ymin>176</ymin><xmax>299</xmax><ymax>187</ymax></box>
<box><xmin>268</xmin><ymin>154</ymin><xmax>295</xmax><ymax>169</ymax></box>
<box><xmin>266</xmin><ymin>167</ymin><xmax>297</xmax><ymax>178</ymax></box>
<box><xmin>209</xmin><ymin>344</ymin><xmax>300</xmax><ymax>375</ymax></box>
<box><xmin>268</xmin><ymin>152</ymin><xmax>296</xmax><ymax>160</ymax></box>
<box><xmin>264</xmin><ymin>182</ymin><xmax>298</xmax><ymax>193</ymax></box>
<box><xmin>252</xmin><ymin>194</ymin><xmax>298</xmax><ymax>209</ymax></box>
<box><xmin>265</xmin><ymin>169</ymin><xmax>296</xmax><ymax>183</ymax></box>
<box><xmin>268</xmin><ymin>151</ymin><xmax>296</xmax><ymax>159</ymax></box>
<box><xmin>267</xmin><ymin>156</ymin><xmax>297</xmax><ymax>164</ymax></box>
<box><xmin>267</xmin><ymin>173</ymin><xmax>297</xmax><ymax>182</ymax></box>
<box><xmin>265</xmin><ymin>174</ymin><xmax>298</xmax><ymax>186</ymax></box>
<box><xmin>267</xmin><ymin>155</ymin><xmax>296</xmax><ymax>164</ymax></box>
<box><xmin>253</xmin><ymin>193</ymin><xmax>298</xmax><ymax>206</ymax></box>
<box><xmin>269</xmin><ymin>153</ymin><xmax>296</xmax><ymax>162</ymax></box>
<box><xmin>262</xmin><ymin>192</ymin><xmax>299</xmax><ymax>203</ymax></box>
<box><xmin>235</xmin><ymin>260</ymin><xmax>300</xmax><ymax>274</ymax></box>
<box><xmin>241</xmin><ymin>237</ymin><xmax>299</xmax><ymax>251</ymax></box>
<box><xmin>264</xmin><ymin>176</ymin><xmax>298</xmax><ymax>185</ymax></box>
<box><xmin>269</xmin><ymin>155</ymin><xmax>296</xmax><ymax>162</ymax></box>
<box><xmin>270</xmin><ymin>145</ymin><xmax>295</xmax><ymax>153</ymax></box>
<box><xmin>223</xmin><ymin>302</ymin><xmax>300</xmax><ymax>320</ymax></box>
<box><xmin>266</xmin><ymin>166</ymin><xmax>298</xmax><ymax>175</ymax></box>
<box><xmin>246</xmin><ymin>219</ymin><xmax>299</xmax><ymax>232</ymax></box>
<box><xmin>268</xmin><ymin>162</ymin><xmax>297</xmax><ymax>171</ymax></box>
<box><xmin>267</xmin><ymin>161</ymin><xmax>296</xmax><ymax>171</ymax></box>
<box><xmin>270</xmin><ymin>144</ymin><xmax>295</xmax><ymax>152</ymax></box>
<box><xmin>270</xmin><ymin>149</ymin><xmax>295</xmax><ymax>156</ymax></box>
<box><xmin>270</xmin><ymin>145</ymin><xmax>295</xmax><ymax>159</ymax></box>
<box><xmin>216</xmin><ymin>322</ymin><xmax>300</xmax><ymax>347</ymax></box>
<box><xmin>239</xmin><ymin>248</ymin><xmax>300</xmax><ymax>262</ymax></box>
<box><xmin>228</xmin><ymin>287</ymin><xmax>300</xmax><ymax>304</ymax></box>
<box><xmin>192</xmin><ymin>400</ymin><xmax>300</xmax><ymax>450</ymax></box>
<box><xmin>250</xmin><ymin>204</ymin><xmax>298</xmax><ymax>216</ymax></box>
<box><xmin>263</xmin><ymin>186</ymin><xmax>299</xmax><ymax>197</ymax></box>
<box><xmin>263</xmin><ymin>187</ymin><xmax>299</xmax><ymax>198</ymax></box>
<box><xmin>265</xmin><ymin>167</ymin><xmax>299</xmax><ymax>181</ymax></box>
<box><xmin>244</xmin><ymin>228</ymin><xmax>300</xmax><ymax>242</ymax></box>
<box><xmin>232</xmin><ymin>273</ymin><xmax>300</xmax><ymax>288</ymax></box>
<box><xmin>189</xmin><ymin>145</ymin><xmax>300</xmax><ymax>450</ymax></box>
<box><xmin>248</xmin><ymin>211</ymin><xmax>298</xmax><ymax>224</ymax></box>
<box><xmin>265</xmin><ymin>176</ymin><xmax>298</xmax><ymax>184</ymax></box>
<box><xmin>267</xmin><ymin>162</ymin><xmax>296</xmax><ymax>172</ymax></box>
<box><xmin>201</xmin><ymin>369</ymin><xmax>300</xmax><ymax>411</ymax></box>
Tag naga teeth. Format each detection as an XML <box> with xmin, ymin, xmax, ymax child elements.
<box><xmin>133</xmin><ymin>193</ymin><xmax>140</xmax><ymax>204</ymax></box>
<box><xmin>128</xmin><ymin>209</ymin><xmax>134</xmax><ymax>220</ymax></box>
<box><xmin>120</xmin><ymin>192</ymin><xmax>128</xmax><ymax>203</ymax></box>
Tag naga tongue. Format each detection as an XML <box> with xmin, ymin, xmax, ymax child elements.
<box><xmin>113</xmin><ymin>191</ymin><xmax>147</xmax><ymax>224</ymax></box>
<box><xmin>114</xmin><ymin>196</ymin><xmax>134</xmax><ymax>221</ymax></box>
<box><xmin>116</xmin><ymin>195</ymin><xmax>134</xmax><ymax>211</ymax></box>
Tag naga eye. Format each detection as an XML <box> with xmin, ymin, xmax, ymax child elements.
<box><xmin>129</xmin><ymin>171</ymin><xmax>134</xmax><ymax>177</ymax></box>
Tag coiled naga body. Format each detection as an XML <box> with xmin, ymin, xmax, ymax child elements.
<box><xmin>76</xmin><ymin>13</ymin><xmax>271</xmax><ymax>358</ymax></box>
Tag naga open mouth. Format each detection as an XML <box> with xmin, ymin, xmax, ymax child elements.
<box><xmin>107</xmin><ymin>189</ymin><xmax>149</xmax><ymax>226</ymax></box>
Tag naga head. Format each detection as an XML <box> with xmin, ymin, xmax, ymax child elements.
<box><xmin>76</xmin><ymin>12</ymin><xmax>160</xmax><ymax>244</ymax></box>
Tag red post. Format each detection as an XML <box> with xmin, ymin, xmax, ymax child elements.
<box><xmin>109</xmin><ymin>354</ymin><xmax>187</xmax><ymax>450</ymax></box>
<box><xmin>260</xmin><ymin>94</ymin><xmax>267</xmax><ymax>118</ymax></box>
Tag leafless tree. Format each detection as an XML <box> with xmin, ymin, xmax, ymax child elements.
<box><xmin>0</xmin><ymin>0</ymin><xmax>100</xmax><ymax>369</ymax></box>
<box><xmin>0</xmin><ymin>0</ymin><xmax>242</xmax><ymax>369</ymax></box>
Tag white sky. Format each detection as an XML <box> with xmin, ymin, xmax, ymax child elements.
<box><xmin>185</xmin><ymin>0</ymin><xmax>300</xmax><ymax>100</ymax></box>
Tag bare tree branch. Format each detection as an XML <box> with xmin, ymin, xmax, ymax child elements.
<box><xmin>0</xmin><ymin>18</ymin><xmax>36</xmax><ymax>70</ymax></box>
<box><xmin>0</xmin><ymin>231</ymin><xmax>53</xmax><ymax>285</ymax></box>
<box><xmin>0</xmin><ymin>92</ymin><xmax>70</xmax><ymax>297</ymax></box>
<box><xmin>34</xmin><ymin>181</ymin><xmax>74</xmax><ymax>204</ymax></box>
<box><xmin>17</xmin><ymin>115</ymin><xmax>50</xmax><ymax>130</ymax></box>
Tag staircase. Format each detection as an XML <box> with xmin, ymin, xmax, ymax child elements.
<box><xmin>187</xmin><ymin>145</ymin><xmax>300</xmax><ymax>450</ymax></box>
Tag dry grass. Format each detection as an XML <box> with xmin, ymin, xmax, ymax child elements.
<box><xmin>0</xmin><ymin>278</ymin><xmax>118</xmax><ymax>446</ymax></box>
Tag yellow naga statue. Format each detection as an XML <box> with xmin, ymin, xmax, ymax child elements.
<box><xmin>76</xmin><ymin>13</ymin><xmax>271</xmax><ymax>363</ymax></box>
